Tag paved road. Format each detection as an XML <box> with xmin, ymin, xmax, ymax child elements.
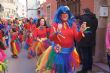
<box><xmin>5</xmin><ymin>48</ymin><xmax>107</xmax><ymax>73</ymax></box>
<box><xmin>5</xmin><ymin>48</ymin><xmax>37</xmax><ymax>73</ymax></box>
<box><xmin>3</xmin><ymin>36</ymin><xmax>107</xmax><ymax>73</ymax></box>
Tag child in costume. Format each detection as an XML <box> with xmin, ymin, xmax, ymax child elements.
<box><xmin>23</xmin><ymin>20</ymin><xmax>34</xmax><ymax>59</ymax></box>
<box><xmin>36</xmin><ymin>6</ymin><xmax>88</xmax><ymax>73</ymax></box>
<box><xmin>23</xmin><ymin>20</ymin><xmax>30</xmax><ymax>50</ymax></box>
<box><xmin>27</xmin><ymin>18</ymin><xmax>39</xmax><ymax>59</ymax></box>
<box><xmin>10</xmin><ymin>28</ymin><xmax>20</xmax><ymax>58</ymax></box>
<box><xmin>18</xmin><ymin>31</ymin><xmax>24</xmax><ymax>49</ymax></box>
<box><xmin>27</xmin><ymin>32</ymin><xmax>35</xmax><ymax>59</ymax></box>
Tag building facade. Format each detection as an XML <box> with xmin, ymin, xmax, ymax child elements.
<box><xmin>38</xmin><ymin>0</ymin><xmax>94</xmax><ymax>25</ymax></box>
<box><xmin>26</xmin><ymin>0</ymin><xmax>37</xmax><ymax>18</ymax></box>
<box><xmin>37</xmin><ymin>0</ymin><xmax>57</xmax><ymax>25</ymax></box>
<box><xmin>56</xmin><ymin>0</ymin><xmax>94</xmax><ymax>16</ymax></box>
<box><xmin>17</xmin><ymin>1</ymin><xmax>27</xmax><ymax>18</ymax></box>
<box><xmin>94</xmin><ymin>0</ymin><xmax>109</xmax><ymax>63</ymax></box>
<box><xmin>0</xmin><ymin>0</ymin><xmax>17</xmax><ymax>18</ymax></box>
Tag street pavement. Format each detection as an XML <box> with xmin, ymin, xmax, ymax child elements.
<box><xmin>3</xmin><ymin>40</ymin><xmax>109</xmax><ymax>73</ymax></box>
<box><xmin>76</xmin><ymin>63</ymin><xmax>109</xmax><ymax>73</ymax></box>
<box><xmin>5</xmin><ymin>47</ymin><xmax>37</xmax><ymax>73</ymax></box>
<box><xmin>77</xmin><ymin>64</ymin><xmax>107</xmax><ymax>73</ymax></box>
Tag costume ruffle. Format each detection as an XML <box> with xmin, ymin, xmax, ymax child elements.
<box><xmin>36</xmin><ymin>45</ymin><xmax>80</xmax><ymax>73</ymax></box>
<box><xmin>10</xmin><ymin>40</ymin><xmax>20</xmax><ymax>55</ymax></box>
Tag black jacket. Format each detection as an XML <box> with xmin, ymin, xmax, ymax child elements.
<box><xmin>77</xmin><ymin>13</ymin><xmax>98</xmax><ymax>47</ymax></box>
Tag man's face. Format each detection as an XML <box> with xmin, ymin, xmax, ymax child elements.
<box><xmin>30</xmin><ymin>19</ymin><xmax>33</xmax><ymax>23</ymax></box>
<box><xmin>60</xmin><ymin>13</ymin><xmax>69</xmax><ymax>22</ymax></box>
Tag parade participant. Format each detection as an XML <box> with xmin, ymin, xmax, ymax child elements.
<box><xmin>106</xmin><ymin>23</ymin><xmax>110</xmax><ymax>72</ymax></box>
<box><xmin>0</xmin><ymin>38</ymin><xmax>7</xmax><ymax>72</ymax></box>
<box><xmin>24</xmin><ymin>19</ymin><xmax>31</xmax><ymax>32</ymax></box>
<box><xmin>10</xmin><ymin>28</ymin><xmax>20</xmax><ymax>58</ymax></box>
<box><xmin>17</xmin><ymin>20</ymin><xmax>24</xmax><ymax>49</ymax></box>
<box><xmin>77</xmin><ymin>8</ymin><xmax>98</xmax><ymax>73</ymax></box>
<box><xmin>0</xmin><ymin>20</ymin><xmax>4</xmax><ymax>30</ymax></box>
<box><xmin>26</xmin><ymin>17</ymin><xmax>50</xmax><ymax>59</ymax></box>
<box><xmin>33</xmin><ymin>17</ymin><xmax>50</xmax><ymax>56</ymax></box>
<box><xmin>23</xmin><ymin>20</ymin><xmax>31</xmax><ymax>50</ymax></box>
<box><xmin>0</xmin><ymin>30</ymin><xmax>7</xmax><ymax>72</ymax></box>
<box><xmin>36</xmin><ymin>6</ymin><xmax>88</xmax><ymax>73</ymax></box>
<box><xmin>0</xmin><ymin>20</ymin><xmax>5</xmax><ymax>42</ymax></box>
<box><xmin>4</xmin><ymin>20</ymin><xmax>11</xmax><ymax>48</ymax></box>
<box><xmin>34</xmin><ymin>17</ymin><xmax>51</xmax><ymax>70</ymax></box>
<box><xmin>26</xmin><ymin>32</ymin><xmax>35</xmax><ymax>59</ymax></box>
<box><xmin>0</xmin><ymin>40</ymin><xmax>6</xmax><ymax>63</ymax></box>
<box><xmin>0</xmin><ymin>30</ymin><xmax>3</xmax><ymax>41</ymax></box>
<box><xmin>23</xmin><ymin>19</ymin><xmax>35</xmax><ymax>59</ymax></box>
<box><xmin>18</xmin><ymin>31</ymin><xmax>23</xmax><ymax>48</ymax></box>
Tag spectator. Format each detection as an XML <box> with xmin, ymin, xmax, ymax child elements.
<box><xmin>77</xmin><ymin>8</ymin><xmax>98</xmax><ymax>73</ymax></box>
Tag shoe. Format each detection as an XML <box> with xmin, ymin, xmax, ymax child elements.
<box><xmin>12</xmin><ymin>55</ymin><xmax>18</xmax><ymax>58</ymax></box>
<box><xmin>27</xmin><ymin>55</ymin><xmax>32</xmax><ymax>59</ymax></box>
<box><xmin>77</xmin><ymin>70</ymin><xmax>87</xmax><ymax>73</ymax></box>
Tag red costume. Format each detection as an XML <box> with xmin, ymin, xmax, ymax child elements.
<box><xmin>33</xmin><ymin>26</ymin><xmax>50</xmax><ymax>56</ymax></box>
<box><xmin>35</xmin><ymin>6</ymin><xmax>85</xmax><ymax>73</ymax></box>
<box><xmin>50</xmin><ymin>22</ymin><xmax>82</xmax><ymax>48</ymax></box>
<box><xmin>10</xmin><ymin>30</ymin><xmax>20</xmax><ymax>58</ymax></box>
<box><xmin>33</xmin><ymin>26</ymin><xmax>50</xmax><ymax>38</ymax></box>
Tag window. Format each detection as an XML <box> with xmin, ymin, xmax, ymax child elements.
<box><xmin>46</xmin><ymin>5</ymin><xmax>51</xmax><ymax>25</ymax></box>
<box><xmin>10</xmin><ymin>0</ymin><xmax>14</xmax><ymax>3</ymax></box>
<box><xmin>57</xmin><ymin>0</ymin><xmax>80</xmax><ymax>16</ymax></box>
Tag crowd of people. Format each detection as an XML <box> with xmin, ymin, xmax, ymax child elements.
<box><xmin>0</xmin><ymin>17</ymin><xmax>38</xmax><ymax>72</ymax></box>
<box><xmin>1</xmin><ymin>5</ymin><xmax>110</xmax><ymax>73</ymax></box>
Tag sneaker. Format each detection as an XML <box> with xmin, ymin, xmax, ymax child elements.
<box><xmin>27</xmin><ymin>55</ymin><xmax>32</xmax><ymax>59</ymax></box>
<box><xmin>12</xmin><ymin>55</ymin><xmax>18</xmax><ymax>58</ymax></box>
